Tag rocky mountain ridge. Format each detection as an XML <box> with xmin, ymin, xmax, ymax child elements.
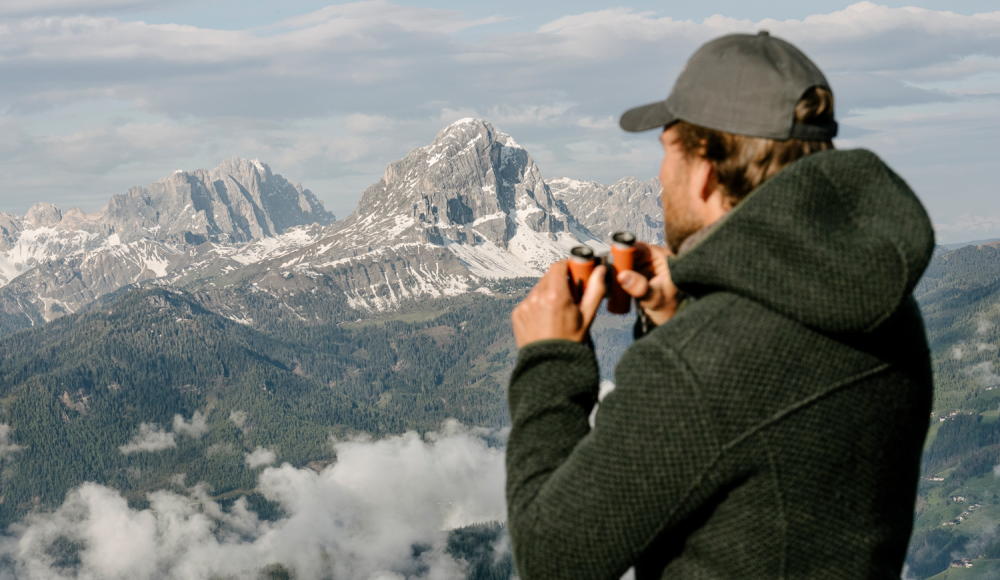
<box><xmin>0</xmin><ymin>119</ymin><xmax>663</xmax><ymax>332</ymax></box>
<box><xmin>0</xmin><ymin>158</ymin><xmax>333</xmax><ymax>283</ymax></box>
<box><xmin>547</xmin><ymin>175</ymin><xmax>663</xmax><ymax>245</ymax></box>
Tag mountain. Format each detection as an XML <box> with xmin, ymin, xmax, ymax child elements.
<box><xmin>223</xmin><ymin>118</ymin><xmax>611</xmax><ymax>311</ymax></box>
<box><xmin>547</xmin><ymin>175</ymin><xmax>663</xmax><ymax>245</ymax></box>
<box><xmin>0</xmin><ymin>119</ymin><xmax>667</xmax><ymax>333</ymax></box>
<box><xmin>0</xmin><ymin>159</ymin><xmax>335</xmax><ymax>329</ymax></box>
<box><xmin>0</xmin><ymin>120</ymin><xmax>620</xmax><ymax>331</ymax></box>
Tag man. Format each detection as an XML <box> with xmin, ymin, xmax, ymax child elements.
<box><xmin>505</xmin><ymin>31</ymin><xmax>934</xmax><ymax>579</ymax></box>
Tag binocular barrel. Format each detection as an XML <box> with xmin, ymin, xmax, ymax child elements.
<box><xmin>567</xmin><ymin>246</ymin><xmax>597</xmax><ymax>302</ymax></box>
<box><xmin>567</xmin><ymin>231</ymin><xmax>636</xmax><ymax>314</ymax></box>
<box><xmin>608</xmin><ymin>232</ymin><xmax>636</xmax><ymax>314</ymax></box>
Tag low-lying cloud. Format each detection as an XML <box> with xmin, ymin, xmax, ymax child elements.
<box><xmin>964</xmin><ymin>361</ymin><xmax>1000</xmax><ymax>388</ymax></box>
<box><xmin>119</xmin><ymin>411</ymin><xmax>211</xmax><ymax>454</ymax></box>
<box><xmin>2</xmin><ymin>420</ymin><xmax>507</xmax><ymax>580</ymax></box>
<box><xmin>229</xmin><ymin>409</ymin><xmax>248</xmax><ymax>429</ymax></box>
<box><xmin>172</xmin><ymin>410</ymin><xmax>209</xmax><ymax>438</ymax></box>
<box><xmin>0</xmin><ymin>424</ymin><xmax>24</xmax><ymax>459</ymax></box>
<box><xmin>245</xmin><ymin>446</ymin><xmax>277</xmax><ymax>468</ymax></box>
<box><xmin>118</xmin><ymin>422</ymin><xmax>176</xmax><ymax>454</ymax></box>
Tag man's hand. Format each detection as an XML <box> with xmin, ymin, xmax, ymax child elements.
<box><xmin>617</xmin><ymin>242</ymin><xmax>682</xmax><ymax>326</ymax></box>
<box><xmin>512</xmin><ymin>261</ymin><xmax>606</xmax><ymax>348</ymax></box>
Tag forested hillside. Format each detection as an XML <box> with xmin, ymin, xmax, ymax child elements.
<box><xmin>0</xmin><ymin>285</ymin><xmax>526</xmax><ymax>526</ymax></box>
<box><xmin>906</xmin><ymin>243</ymin><xmax>1000</xmax><ymax>579</ymax></box>
<box><xmin>0</xmin><ymin>274</ymin><xmax>634</xmax><ymax>567</ymax></box>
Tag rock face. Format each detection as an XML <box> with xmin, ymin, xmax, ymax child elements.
<box><xmin>0</xmin><ymin>119</ymin><xmax>666</xmax><ymax>331</ymax></box>
<box><xmin>327</xmin><ymin>118</ymin><xmax>602</xmax><ymax>270</ymax></box>
<box><xmin>227</xmin><ymin>119</ymin><xmax>608</xmax><ymax>311</ymax></box>
<box><xmin>0</xmin><ymin>159</ymin><xmax>334</xmax><ymax>324</ymax></box>
<box><xmin>63</xmin><ymin>157</ymin><xmax>333</xmax><ymax>246</ymax></box>
<box><xmin>547</xmin><ymin>176</ymin><xmax>664</xmax><ymax>245</ymax></box>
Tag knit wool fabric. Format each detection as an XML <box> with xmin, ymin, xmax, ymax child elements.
<box><xmin>506</xmin><ymin>149</ymin><xmax>936</xmax><ymax>580</ymax></box>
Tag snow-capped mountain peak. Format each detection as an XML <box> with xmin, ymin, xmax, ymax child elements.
<box><xmin>0</xmin><ymin>121</ymin><xmax>663</xmax><ymax>327</ymax></box>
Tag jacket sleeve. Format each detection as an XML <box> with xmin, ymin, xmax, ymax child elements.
<box><xmin>505</xmin><ymin>336</ymin><xmax>722</xmax><ymax>580</ymax></box>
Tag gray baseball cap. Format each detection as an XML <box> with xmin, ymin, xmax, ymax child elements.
<box><xmin>620</xmin><ymin>31</ymin><xmax>837</xmax><ymax>140</ymax></box>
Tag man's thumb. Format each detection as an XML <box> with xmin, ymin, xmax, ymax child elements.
<box><xmin>619</xmin><ymin>270</ymin><xmax>651</xmax><ymax>300</ymax></box>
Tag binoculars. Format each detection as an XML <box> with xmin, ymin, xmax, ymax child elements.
<box><xmin>568</xmin><ymin>231</ymin><xmax>636</xmax><ymax>315</ymax></box>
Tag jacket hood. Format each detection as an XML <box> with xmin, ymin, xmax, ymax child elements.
<box><xmin>668</xmin><ymin>149</ymin><xmax>935</xmax><ymax>334</ymax></box>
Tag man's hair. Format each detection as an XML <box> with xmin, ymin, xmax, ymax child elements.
<box><xmin>674</xmin><ymin>86</ymin><xmax>835</xmax><ymax>203</ymax></box>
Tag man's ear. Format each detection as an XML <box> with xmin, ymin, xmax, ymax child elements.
<box><xmin>692</xmin><ymin>156</ymin><xmax>718</xmax><ymax>203</ymax></box>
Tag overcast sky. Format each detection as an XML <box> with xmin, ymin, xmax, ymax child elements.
<box><xmin>0</xmin><ymin>1</ymin><xmax>998</xmax><ymax>243</ymax></box>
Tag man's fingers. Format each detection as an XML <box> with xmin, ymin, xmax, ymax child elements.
<box><xmin>539</xmin><ymin>260</ymin><xmax>569</xmax><ymax>288</ymax></box>
<box><xmin>618</xmin><ymin>270</ymin><xmax>652</xmax><ymax>301</ymax></box>
<box><xmin>579</xmin><ymin>265</ymin><xmax>606</xmax><ymax>326</ymax></box>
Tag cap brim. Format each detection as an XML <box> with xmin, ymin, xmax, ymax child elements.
<box><xmin>619</xmin><ymin>100</ymin><xmax>678</xmax><ymax>132</ymax></box>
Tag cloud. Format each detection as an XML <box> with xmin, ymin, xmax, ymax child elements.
<box><xmin>0</xmin><ymin>424</ymin><xmax>24</xmax><ymax>458</ymax></box>
<box><xmin>119</xmin><ymin>412</ymin><xmax>208</xmax><ymax>454</ymax></box>
<box><xmin>118</xmin><ymin>422</ymin><xmax>176</xmax><ymax>454</ymax></box>
<box><xmin>937</xmin><ymin>215</ymin><xmax>1000</xmax><ymax>239</ymax></box>
<box><xmin>245</xmin><ymin>446</ymin><xmax>277</xmax><ymax>468</ymax></box>
<box><xmin>229</xmin><ymin>409</ymin><xmax>247</xmax><ymax>429</ymax></box>
<box><xmin>1</xmin><ymin>420</ymin><xmax>506</xmax><ymax>580</ymax></box>
<box><xmin>173</xmin><ymin>411</ymin><xmax>209</xmax><ymax>438</ymax></box>
<box><xmin>0</xmin><ymin>0</ymin><xmax>162</xmax><ymax>16</ymax></box>
<box><xmin>965</xmin><ymin>361</ymin><xmax>1000</xmax><ymax>387</ymax></box>
<box><xmin>2</xmin><ymin>4</ymin><xmax>998</xmax><ymax>126</ymax></box>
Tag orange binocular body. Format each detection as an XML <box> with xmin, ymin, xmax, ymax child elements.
<box><xmin>567</xmin><ymin>231</ymin><xmax>637</xmax><ymax>315</ymax></box>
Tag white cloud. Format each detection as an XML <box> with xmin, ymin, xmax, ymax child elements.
<box><xmin>229</xmin><ymin>409</ymin><xmax>247</xmax><ymax>429</ymax></box>
<box><xmin>0</xmin><ymin>0</ymin><xmax>161</xmax><ymax>16</ymax></box>
<box><xmin>118</xmin><ymin>423</ymin><xmax>176</xmax><ymax>454</ymax></box>
<box><xmin>173</xmin><ymin>411</ymin><xmax>209</xmax><ymax>438</ymax></box>
<box><xmin>936</xmin><ymin>215</ymin><xmax>1000</xmax><ymax>239</ymax></box>
<box><xmin>1</xmin><ymin>420</ymin><xmax>507</xmax><ymax>580</ymax></box>
<box><xmin>965</xmin><ymin>361</ymin><xmax>1000</xmax><ymax>387</ymax></box>
<box><xmin>0</xmin><ymin>424</ymin><xmax>24</xmax><ymax>458</ymax></box>
<box><xmin>119</xmin><ymin>412</ymin><xmax>207</xmax><ymax>454</ymax></box>
<box><xmin>245</xmin><ymin>446</ymin><xmax>277</xmax><ymax>468</ymax></box>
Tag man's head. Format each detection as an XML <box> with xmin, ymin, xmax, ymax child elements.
<box><xmin>622</xmin><ymin>32</ymin><xmax>836</xmax><ymax>253</ymax></box>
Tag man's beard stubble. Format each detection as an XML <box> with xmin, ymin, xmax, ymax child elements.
<box><xmin>662</xmin><ymin>189</ymin><xmax>703</xmax><ymax>255</ymax></box>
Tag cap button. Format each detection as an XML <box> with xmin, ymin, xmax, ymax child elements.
<box><xmin>758</xmin><ymin>30</ymin><xmax>770</xmax><ymax>36</ymax></box>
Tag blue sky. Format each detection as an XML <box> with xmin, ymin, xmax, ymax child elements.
<box><xmin>1</xmin><ymin>1</ymin><xmax>999</xmax><ymax>242</ymax></box>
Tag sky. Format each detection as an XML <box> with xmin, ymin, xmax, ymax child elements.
<box><xmin>0</xmin><ymin>1</ymin><xmax>998</xmax><ymax>243</ymax></box>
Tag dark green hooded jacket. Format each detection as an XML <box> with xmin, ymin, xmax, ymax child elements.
<box><xmin>505</xmin><ymin>149</ymin><xmax>935</xmax><ymax>580</ymax></box>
